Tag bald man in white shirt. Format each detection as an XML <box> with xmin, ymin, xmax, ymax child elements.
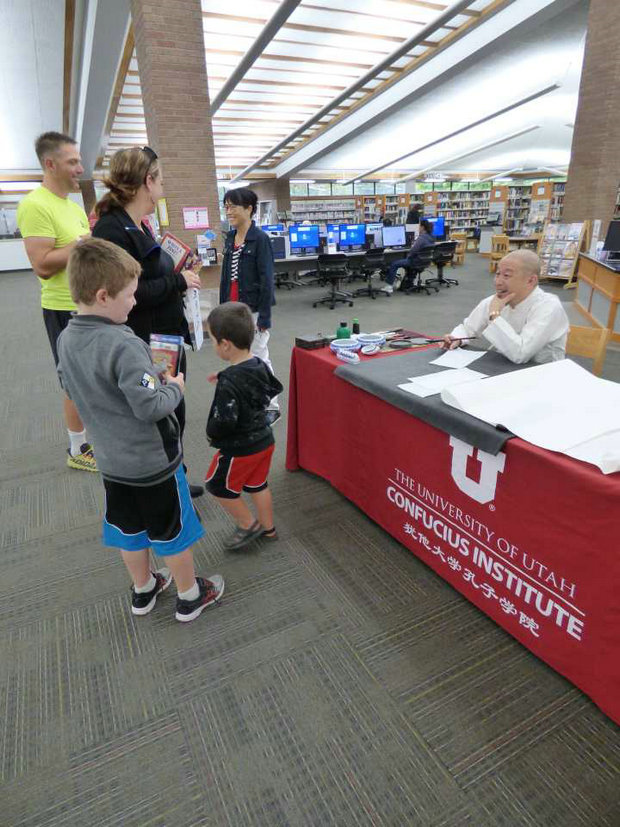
<box><xmin>443</xmin><ymin>250</ymin><xmax>569</xmax><ymax>364</ymax></box>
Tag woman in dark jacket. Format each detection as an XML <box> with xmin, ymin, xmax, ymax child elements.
<box><xmin>92</xmin><ymin>146</ymin><xmax>204</xmax><ymax>495</ymax></box>
<box><xmin>220</xmin><ymin>187</ymin><xmax>279</xmax><ymax>424</ymax></box>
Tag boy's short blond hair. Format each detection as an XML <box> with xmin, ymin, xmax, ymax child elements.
<box><xmin>68</xmin><ymin>237</ymin><xmax>141</xmax><ymax>304</ymax></box>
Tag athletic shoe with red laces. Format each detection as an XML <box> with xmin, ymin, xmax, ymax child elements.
<box><xmin>175</xmin><ymin>575</ymin><xmax>225</xmax><ymax>623</ymax></box>
<box><xmin>131</xmin><ymin>569</ymin><xmax>172</xmax><ymax>616</ymax></box>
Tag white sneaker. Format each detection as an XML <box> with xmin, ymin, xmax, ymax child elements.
<box><xmin>380</xmin><ymin>284</ymin><xmax>393</xmax><ymax>294</ymax></box>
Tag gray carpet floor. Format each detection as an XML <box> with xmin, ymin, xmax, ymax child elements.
<box><xmin>1</xmin><ymin>255</ymin><xmax>619</xmax><ymax>826</ymax></box>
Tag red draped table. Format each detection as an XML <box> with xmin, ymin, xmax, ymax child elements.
<box><xmin>286</xmin><ymin>345</ymin><xmax>620</xmax><ymax>724</ymax></box>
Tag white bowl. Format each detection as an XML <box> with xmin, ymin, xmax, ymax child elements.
<box><xmin>357</xmin><ymin>333</ymin><xmax>386</xmax><ymax>347</ymax></box>
<box><xmin>330</xmin><ymin>338</ymin><xmax>361</xmax><ymax>352</ymax></box>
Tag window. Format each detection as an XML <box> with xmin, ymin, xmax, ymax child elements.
<box><xmin>308</xmin><ymin>183</ymin><xmax>332</xmax><ymax>196</ymax></box>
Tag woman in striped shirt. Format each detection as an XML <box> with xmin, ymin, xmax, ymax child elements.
<box><xmin>220</xmin><ymin>188</ymin><xmax>279</xmax><ymax>424</ymax></box>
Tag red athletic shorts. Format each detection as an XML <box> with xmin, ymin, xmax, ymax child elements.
<box><xmin>205</xmin><ymin>444</ymin><xmax>275</xmax><ymax>499</ymax></box>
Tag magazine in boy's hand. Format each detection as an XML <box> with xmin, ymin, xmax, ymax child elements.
<box><xmin>150</xmin><ymin>334</ymin><xmax>184</xmax><ymax>377</ymax></box>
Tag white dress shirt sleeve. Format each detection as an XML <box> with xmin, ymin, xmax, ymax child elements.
<box><xmin>449</xmin><ymin>297</ymin><xmax>493</xmax><ymax>342</ymax></box>
<box><xmin>482</xmin><ymin>300</ymin><xmax>568</xmax><ymax>363</ymax></box>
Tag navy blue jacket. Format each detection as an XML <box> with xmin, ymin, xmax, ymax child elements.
<box><xmin>93</xmin><ymin>208</ymin><xmax>189</xmax><ymax>345</ymax></box>
<box><xmin>220</xmin><ymin>222</ymin><xmax>275</xmax><ymax>329</ymax></box>
<box><xmin>407</xmin><ymin>232</ymin><xmax>434</xmax><ymax>267</ymax></box>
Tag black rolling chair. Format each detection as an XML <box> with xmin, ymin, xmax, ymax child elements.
<box><xmin>354</xmin><ymin>248</ymin><xmax>388</xmax><ymax>299</ymax></box>
<box><xmin>274</xmin><ymin>270</ymin><xmax>300</xmax><ymax>290</ymax></box>
<box><xmin>313</xmin><ymin>254</ymin><xmax>354</xmax><ymax>309</ymax></box>
<box><xmin>401</xmin><ymin>247</ymin><xmax>437</xmax><ymax>296</ymax></box>
<box><xmin>425</xmin><ymin>241</ymin><xmax>459</xmax><ymax>289</ymax></box>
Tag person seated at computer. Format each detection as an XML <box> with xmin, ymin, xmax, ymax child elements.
<box><xmin>406</xmin><ymin>203</ymin><xmax>421</xmax><ymax>224</ymax></box>
<box><xmin>443</xmin><ymin>250</ymin><xmax>569</xmax><ymax>363</ymax></box>
<box><xmin>380</xmin><ymin>213</ymin><xmax>392</xmax><ymax>227</ymax></box>
<box><xmin>381</xmin><ymin>219</ymin><xmax>434</xmax><ymax>294</ymax></box>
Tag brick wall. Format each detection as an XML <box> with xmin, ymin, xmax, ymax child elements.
<box><xmin>563</xmin><ymin>0</ymin><xmax>620</xmax><ymax>230</ymax></box>
<box><xmin>130</xmin><ymin>0</ymin><xmax>222</xmax><ymax>262</ymax></box>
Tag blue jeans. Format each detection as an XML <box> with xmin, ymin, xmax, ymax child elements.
<box><xmin>385</xmin><ymin>258</ymin><xmax>410</xmax><ymax>285</ymax></box>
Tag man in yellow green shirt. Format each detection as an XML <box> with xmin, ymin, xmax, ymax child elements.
<box><xmin>17</xmin><ymin>132</ymin><xmax>96</xmax><ymax>471</ymax></box>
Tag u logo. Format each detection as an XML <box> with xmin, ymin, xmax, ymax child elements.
<box><xmin>449</xmin><ymin>437</ymin><xmax>506</xmax><ymax>504</ymax></box>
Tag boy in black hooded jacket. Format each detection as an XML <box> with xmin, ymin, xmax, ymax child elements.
<box><xmin>205</xmin><ymin>302</ymin><xmax>283</xmax><ymax>551</ymax></box>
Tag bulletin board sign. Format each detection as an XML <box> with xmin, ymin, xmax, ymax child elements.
<box><xmin>157</xmin><ymin>198</ymin><xmax>169</xmax><ymax>227</ymax></box>
<box><xmin>183</xmin><ymin>207</ymin><xmax>209</xmax><ymax>230</ymax></box>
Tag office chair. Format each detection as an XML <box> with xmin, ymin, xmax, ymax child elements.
<box><xmin>313</xmin><ymin>254</ymin><xmax>354</xmax><ymax>309</ymax></box>
<box><xmin>354</xmin><ymin>248</ymin><xmax>388</xmax><ymax>299</ymax></box>
<box><xmin>401</xmin><ymin>247</ymin><xmax>437</xmax><ymax>296</ymax></box>
<box><xmin>274</xmin><ymin>270</ymin><xmax>300</xmax><ymax>290</ymax></box>
<box><xmin>425</xmin><ymin>242</ymin><xmax>458</xmax><ymax>288</ymax></box>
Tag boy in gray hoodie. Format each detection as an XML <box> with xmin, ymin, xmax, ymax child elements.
<box><xmin>57</xmin><ymin>237</ymin><xmax>224</xmax><ymax>622</ymax></box>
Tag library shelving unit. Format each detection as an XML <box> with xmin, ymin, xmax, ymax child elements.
<box><xmin>505</xmin><ymin>184</ymin><xmax>532</xmax><ymax>233</ymax></box>
<box><xmin>550</xmin><ymin>182</ymin><xmax>566</xmax><ymax>221</ymax></box>
<box><xmin>357</xmin><ymin>195</ymin><xmax>385</xmax><ymax>222</ymax></box>
<box><xmin>423</xmin><ymin>184</ymin><xmax>492</xmax><ymax>238</ymax></box>
<box><xmin>385</xmin><ymin>193</ymin><xmax>411</xmax><ymax>223</ymax></box>
<box><xmin>290</xmin><ymin>197</ymin><xmax>356</xmax><ymax>223</ymax></box>
<box><xmin>526</xmin><ymin>181</ymin><xmax>567</xmax><ymax>228</ymax></box>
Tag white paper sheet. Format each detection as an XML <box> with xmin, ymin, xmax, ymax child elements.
<box><xmin>429</xmin><ymin>349</ymin><xmax>487</xmax><ymax>369</ymax></box>
<box><xmin>441</xmin><ymin>359</ymin><xmax>620</xmax><ymax>473</ymax></box>
<box><xmin>183</xmin><ymin>288</ymin><xmax>204</xmax><ymax>351</ymax></box>
<box><xmin>398</xmin><ymin>368</ymin><xmax>487</xmax><ymax>398</ymax></box>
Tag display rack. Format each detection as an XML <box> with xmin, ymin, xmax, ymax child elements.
<box><xmin>538</xmin><ymin>220</ymin><xmax>588</xmax><ymax>287</ymax></box>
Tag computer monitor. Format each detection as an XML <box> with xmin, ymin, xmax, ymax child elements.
<box><xmin>381</xmin><ymin>224</ymin><xmax>406</xmax><ymax>248</ymax></box>
<box><xmin>365</xmin><ymin>222</ymin><xmax>383</xmax><ymax>233</ymax></box>
<box><xmin>261</xmin><ymin>223</ymin><xmax>284</xmax><ymax>232</ymax></box>
<box><xmin>326</xmin><ymin>223</ymin><xmax>340</xmax><ymax>245</ymax></box>
<box><xmin>288</xmin><ymin>224</ymin><xmax>320</xmax><ymax>253</ymax></box>
<box><xmin>423</xmin><ymin>216</ymin><xmax>445</xmax><ymax>238</ymax></box>
<box><xmin>339</xmin><ymin>223</ymin><xmax>366</xmax><ymax>249</ymax></box>
<box><xmin>602</xmin><ymin>220</ymin><xmax>620</xmax><ymax>252</ymax></box>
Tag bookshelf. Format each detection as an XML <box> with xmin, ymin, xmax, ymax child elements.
<box><xmin>429</xmin><ymin>184</ymin><xmax>492</xmax><ymax>237</ymax></box>
<box><xmin>290</xmin><ymin>197</ymin><xmax>356</xmax><ymax>223</ymax></box>
<box><xmin>550</xmin><ymin>182</ymin><xmax>566</xmax><ymax>221</ymax></box>
<box><xmin>505</xmin><ymin>184</ymin><xmax>532</xmax><ymax>233</ymax></box>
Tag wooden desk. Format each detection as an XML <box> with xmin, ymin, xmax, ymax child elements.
<box><xmin>574</xmin><ymin>254</ymin><xmax>620</xmax><ymax>343</ymax></box>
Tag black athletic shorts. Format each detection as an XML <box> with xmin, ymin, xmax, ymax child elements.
<box><xmin>102</xmin><ymin>467</ymin><xmax>204</xmax><ymax>556</ymax></box>
<box><xmin>43</xmin><ymin>308</ymin><xmax>74</xmax><ymax>367</ymax></box>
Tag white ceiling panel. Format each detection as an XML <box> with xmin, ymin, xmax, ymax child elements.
<box><xmin>99</xmin><ymin>0</ymin><xmax>585</xmax><ymax>183</ymax></box>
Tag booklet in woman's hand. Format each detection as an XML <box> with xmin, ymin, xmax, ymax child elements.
<box><xmin>150</xmin><ymin>333</ymin><xmax>184</xmax><ymax>377</ymax></box>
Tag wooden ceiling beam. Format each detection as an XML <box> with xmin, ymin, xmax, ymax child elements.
<box><xmin>63</xmin><ymin>0</ymin><xmax>75</xmax><ymax>134</ymax></box>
